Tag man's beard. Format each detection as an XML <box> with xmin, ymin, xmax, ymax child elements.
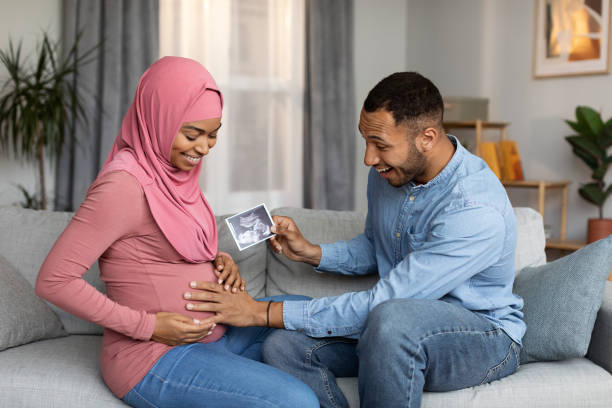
<box><xmin>388</xmin><ymin>149</ymin><xmax>427</xmax><ymax>187</ymax></box>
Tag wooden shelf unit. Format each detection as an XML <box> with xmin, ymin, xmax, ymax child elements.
<box><xmin>443</xmin><ymin>120</ymin><xmax>509</xmax><ymax>156</ymax></box>
<box><xmin>501</xmin><ymin>180</ymin><xmax>585</xmax><ymax>251</ymax></box>
<box><xmin>545</xmin><ymin>239</ymin><xmax>586</xmax><ymax>251</ymax></box>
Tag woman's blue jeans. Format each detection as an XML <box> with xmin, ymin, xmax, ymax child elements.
<box><xmin>122</xmin><ymin>296</ymin><xmax>318</xmax><ymax>408</ymax></box>
<box><xmin>261</xmin><ymin>298</ymin><xmax>521</xmax><ymax>408</ymax></box>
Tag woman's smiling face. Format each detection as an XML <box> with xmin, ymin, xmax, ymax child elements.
<box><xmin>170</xmin><ymin>118</ymin><xmax>222</xmax><ymax>171</ymax></box>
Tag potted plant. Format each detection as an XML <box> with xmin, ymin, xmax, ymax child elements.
<box><xmin>0</xmin><ymin>32</ymin><xmax>96</xmax><ymax>210</ymax></box>
<box><xmin>565</xmin><ymin>105</ymin><xmax>612</xmax><ymax>242</ymax></box>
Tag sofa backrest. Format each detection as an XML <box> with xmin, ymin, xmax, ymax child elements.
<box><xmin>0</xmin><ymin>206</ymin><xmax>267</xmax><ymax>335</ymax></box>
<box><xmin>265</xmin><ymin>206</ymin><xmax>547</xmax><ymax>297</ymax></box>
<box><xmin>266</xmin><ymin>207</ymin><xmax>379</xmax><ymax>298</ymax></box>
<box><xmin>0</xmin><ymin>206</ymin><xmax>104</xmax><ymax>334</ymax></box>
<box><xmin>0</xmin><ymin>205</ymin><xmax>545</xmax><ymax>335</ymax></box>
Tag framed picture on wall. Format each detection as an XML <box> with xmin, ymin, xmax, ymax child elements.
<box><xmin>534</xmin><ymin>0</ymin><xmax>611</xmax><ymax>78</ymax></box>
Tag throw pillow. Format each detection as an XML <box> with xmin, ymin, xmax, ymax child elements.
<box><xmin>0</xmin><ymin>255</ymin><xmax>67</xmax><ymax>351</ymax></box>
<box><xmin>514</xmin><ymin>236</ymin><xmax>612</xmax><ymax>364</ymax></box>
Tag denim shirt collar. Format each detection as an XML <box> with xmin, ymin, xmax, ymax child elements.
<box><xmin>404</xmin><ymin>135</ymin><xmax>463</xmax><ymax>193</ymax></box>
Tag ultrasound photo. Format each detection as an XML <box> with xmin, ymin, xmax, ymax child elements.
<box><xmin>225</xmin><ymin>203</ymin><xmax>275</xmax><ymax>251</ymax></box>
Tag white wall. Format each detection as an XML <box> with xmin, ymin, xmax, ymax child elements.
<box><xmin>399</xmin><ymin>0</ymin><xmax>611</xmax><ymax>242</ymax></box>
<box><xmin>0</xmin><ymin>0</ymin><xmax>61</xmax><ymax>207</ymax></box>
<box><xmin>353</xmin><ymin>0</ymin><xmax>489</xmax><ymax>213</ymax></box>
<box><xmin>353</xmin><ymin>0</ymin><xmax>408</xmax><ymax>213</ymax></box>
<box><xmin>483</xmin><ymin>0</ymin><xmax>612</xmax><ymax>241</ymax></box>
<box><xmin>406</xmin><ymin>0</ymin><xmax>488</xmax><ymax>96</ymax></box>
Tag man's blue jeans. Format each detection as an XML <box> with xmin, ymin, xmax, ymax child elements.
<box><xmin>262</xmin><ymin>298</ymin><xmax>520</xmax><ymax>408</ymax></box>
<box><xmin>122</xmin><ymin>296</ymin><xmax>318</xmax><ymax>408</ymax></box>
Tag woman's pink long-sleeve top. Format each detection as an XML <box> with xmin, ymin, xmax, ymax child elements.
<box><xmin>35</xmin><ymin>170</ymin><xmax>226</xmax><ymax>398</ymax></box>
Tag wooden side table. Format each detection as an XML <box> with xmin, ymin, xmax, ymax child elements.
<box><xmin>501</xmin><ymin>180</ymin><xmax>585</xmax><ymax>251</ymax></box>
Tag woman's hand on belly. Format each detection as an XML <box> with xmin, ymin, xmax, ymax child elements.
<box><xmin>214</xmin><ymin>253</ymin><xmax>246</xmax><ymax>293</ymax></box>
<box><xmin>151</xmin><ymin>312</ymin><xmax>216</xmax><ymax>346</ymax></box>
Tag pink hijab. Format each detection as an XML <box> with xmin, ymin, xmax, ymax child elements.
<box><xmin>98</xmin><ymin>56</ymin><xmax>222</xmax><ymax>263</ymax></box>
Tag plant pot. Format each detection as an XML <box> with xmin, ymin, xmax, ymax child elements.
<box><xmin>587</xmin><ymin>218</ymin><xmax>612</xmax><ymax>243</ymax></box>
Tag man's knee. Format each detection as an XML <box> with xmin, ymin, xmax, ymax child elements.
<box><xmin>360</xmin><ymin>300</ymin><xmax>403</xmax><ymax>353</ymax></box>
<box><xmin>261</xmin><ymin>329</ymin><xmax>308</xmax><ymax>367</ymax></box>
<box><xmin>360</xmin><ymin>299</ymin><xmax>437</xmax><ymax>351</ymax></box>
<box><xmin>364</xmin><ymin>300</ymin><xmax>402</xmax><ymax>333</ymax></box>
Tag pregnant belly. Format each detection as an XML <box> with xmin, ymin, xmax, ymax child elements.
<box><xmin>102</xmin><ymin>261</ymin><xmax>226</xmax><ymax>342</ymax></box>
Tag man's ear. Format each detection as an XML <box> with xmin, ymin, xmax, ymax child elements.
<box><xmin>416</xmin><ymin>127</ymin><xmax>439</xmax><ymax>153</ymax></box>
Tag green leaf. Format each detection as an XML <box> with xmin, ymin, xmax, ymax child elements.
<box><xmin>579</xmin><ymin>182</ymin><xmax>607</xmax><ymax>206</ymax></box>
<box><xmin>576</xmin><ymin>106</ymin><xmax>604</xmax><ymax>139</ymax></box>
<box><xmin>572</xmin><ymin>146</ymin><xmax>599</xmax><ymax>170</ymax></box>
<box><xmin>600</xmin><ymin>122</ymin><xmax>612</xmax><ymax>148</ymax></box>
<box><xmin>592</xmin><ymin>163</ymin><xmax>609</xmax><ymax>181</ymax></box>
<box><xmin>566</xmin><ymin>135</ymin><xmax>603</xmax><ymax>161</ymax></box>
<box><xmin>565</xmin><ymin>119</ymin><xmax>588</xmax><ymax>135</ymax></box>
<box><xmin>14</xmin><ymin>184</ymin><xmax>41</xmax><ymax>210</ymax></box>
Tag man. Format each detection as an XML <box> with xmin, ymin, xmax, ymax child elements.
<box><xmin>186</xmin><ymin>72</ymin><xmax>525</xmax><ymax>408</ymax></box>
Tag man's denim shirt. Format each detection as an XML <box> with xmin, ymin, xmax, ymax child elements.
<box><xmin>283</xmin><ymin>136</ymin><xmax>526</xmax><ymax>345</ymax></box>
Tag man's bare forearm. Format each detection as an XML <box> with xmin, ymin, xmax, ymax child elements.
<box><xmin>299</xmin><ymin>243</ymin><xmax>322</xmax><ymax>266</ymax></box>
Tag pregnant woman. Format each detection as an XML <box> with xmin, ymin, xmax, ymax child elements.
<box><xmin>35</xmin><ymin>56</ymin><xmax>317</xmax><ymax>408</ymax></box>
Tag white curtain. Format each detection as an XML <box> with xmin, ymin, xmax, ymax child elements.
<box><xmin>159</xmin><ymin>0</ymin><xmax>305</xmax><ymax>214</ymax></box>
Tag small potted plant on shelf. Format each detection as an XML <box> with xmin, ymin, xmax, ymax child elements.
<box><xmin>0</xmin><ymin>32</ymin><xmax>97</xmax><ymax>210</ymax></box>
<box><xmin>565</xmin><ymin>105</ymin><xmax>612</xmax><ymax>242</ymax></box>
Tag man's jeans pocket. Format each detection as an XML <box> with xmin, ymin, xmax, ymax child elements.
<box><xmin>480</xmin><ymin>341</ymin><xmax>520</xmax><ymax>385</ymax></box>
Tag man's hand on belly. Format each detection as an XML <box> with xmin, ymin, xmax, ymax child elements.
<box><xmin>185</xmin><ymin>281</ymin><xmax>278</xmax><ymax>328</ymax></box>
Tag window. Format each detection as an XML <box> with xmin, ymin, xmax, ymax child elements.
<box><xmin>159</xmin><ymin>0</ymin><xmax>304</xmax><ymax>213</ymax></box>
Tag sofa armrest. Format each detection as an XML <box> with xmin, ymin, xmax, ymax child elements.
<box><xmin>587</xmin><ymin>281</ymin><xmax>612</xmax><ymax>373</ymax></box>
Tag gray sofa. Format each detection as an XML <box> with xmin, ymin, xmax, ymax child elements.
<box><xmin>1</xmin><ymin>205</ymin><xmax>611</xmax><ymax>407</ymax></box>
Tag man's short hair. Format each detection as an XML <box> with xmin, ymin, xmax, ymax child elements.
<box><xmin>363</xmin><ymin>72</ymin><xmax>444</xmax><ymax>131</ymax></box>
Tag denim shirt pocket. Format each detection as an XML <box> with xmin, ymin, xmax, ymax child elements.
<box><xmin>407</xmin><ymin>231</ymin><xmax>428</xmax><ymax>251</ymax></box>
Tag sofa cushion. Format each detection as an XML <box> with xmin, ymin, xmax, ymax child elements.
<box><xmin>0</xmin><ymin>206</ymin><xmax>105</xmax><ymax>335</ymax></box>
<box><xmin>513</xmin><ymin>207</ymin><xmax>546</xmax><ymax>271</ymax></box>
<box><xmin>0</xmin><ymin>255</ymin><xmax>67</xmax><ymax>351</ymax></box>
<box><xmin>514</xmin><ymin>236</ymin><xmax>612</xmax><ymax>363</ymax></box>
<box><xmin>216</xmin><ymin>214</ymin><xmax>266</xmax><ymax>299</ymax></box>
<box><xmin>337</xmin><ymin>358</ymin><xmax>612</xmax><ymax>408</ymax></box>
<box><xmin>0</xmin><ymin>336</ymin><xmax>127</xmax><ymax>407</ymax></box>
<box><xmin>266</xmin><ymin>208</ymin><xmax>379</xmax><ymax>297</ymax></box>
<box><xmin>266</xmin><ymin>207</ymin><xmax>546</xmax><ymax>298</ymax></box>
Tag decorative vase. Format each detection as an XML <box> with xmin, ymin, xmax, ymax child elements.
<box><xmin>587</xmin><ymin>218</ymin><xmax>612</xmax><ymax>243</ymax></box>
